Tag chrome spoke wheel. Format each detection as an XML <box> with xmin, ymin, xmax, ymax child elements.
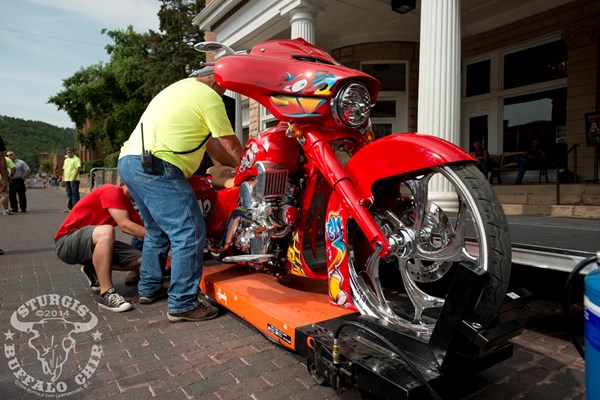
<box><xmin>348</xmin><ymin>164</ymin><xmax>512</xmax><ymax>337</ymax></box>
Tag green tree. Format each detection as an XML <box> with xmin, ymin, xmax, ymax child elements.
<box><xmin>145</xmin><ymin>0</ymin><xmax>206</xmax><ymax>94</ymax></box>
<box><xmin>101</xmin><ymin>27</ymin><xmax>156</xmax><ymax>152</ymax></box>
<box><xmin>48</xmin><ymin>0</ymin><xmax>206</xmax><ymax>157</ymax></box>
<box><xmin>0</xmin><ymin>116</ymin><xmax>76</xmax><ymax>172</ymax></box>
<box><xmin>49</xmin><ymin>27</ymin><xmax>153</xmax><ymax>155</ymax></box>
<box><xmin>40</xmin><ymin>158</ymin><xmax>53</xmax><ymax>176</ymax></box>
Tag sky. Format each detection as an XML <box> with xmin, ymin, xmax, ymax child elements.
<box><xmin>0</xmin><ymin>0</ymin><xmax>163</xmax><ymax>129</ymax></box>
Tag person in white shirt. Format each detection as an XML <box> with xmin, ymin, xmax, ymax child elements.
<box><xmin>6</xmin><ymin>151</ymin><xmax>30</xmax><ymax>213</ymax></box>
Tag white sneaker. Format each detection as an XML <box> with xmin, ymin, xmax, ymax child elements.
<box><xmin>2</xmin><ymin>209</ymin><xmax>13</xmax><ymax>216</ymax></box>
<box><xmin>98</xmin><ymin>288</ymin><xmax>134</xmax><ymax>312</ymax></box>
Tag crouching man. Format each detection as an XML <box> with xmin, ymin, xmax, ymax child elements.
<box><xmin>54</xmin><ymin>183</ymin><xmax>146</xmax><ymax>312</ymax></box>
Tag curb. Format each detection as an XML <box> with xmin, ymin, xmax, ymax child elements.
<box><xmin>502</xmin><ymin>203</ymin><xmax>600</xmax><ymax>218</ymax></box>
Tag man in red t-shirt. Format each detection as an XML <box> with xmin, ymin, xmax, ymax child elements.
<box><xmin>55</xmin><ymin>184</ymin><xmax>146</xmax><ymax>312</ymax></box>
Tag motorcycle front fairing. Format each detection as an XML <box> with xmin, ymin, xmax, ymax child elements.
<box><xmin>214</xmin><ymin>38</ymin><xmax>380</xmax><ymax>127</ymax></box>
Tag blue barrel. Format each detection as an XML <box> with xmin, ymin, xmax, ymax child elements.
<box><xmin>585</xmin><ymin>268</ymin><xmax>600</xmax><ymax>400</ymax></box>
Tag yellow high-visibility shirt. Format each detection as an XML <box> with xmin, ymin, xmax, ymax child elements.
<box><xmin>2</xmin><ymin>156</ymin><xmax>14</xmax><ymax>180</ymax></box>
<box><xmin>63</xmin><ymin>155</ymin><xmax>81</xmax><ymax>182</ymax></box>
<box><xmin>119</xmin><ymin>78</ymin><xmax>234</xmax><ymax>178</ymax></box>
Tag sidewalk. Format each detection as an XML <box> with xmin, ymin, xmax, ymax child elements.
<box><xmin>0</xmin><ymin>188</ymin><xmax>586</xmax><ymax>399</ymax></box>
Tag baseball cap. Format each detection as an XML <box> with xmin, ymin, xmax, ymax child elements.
<box><xmin>189</xmin><ymin>66</ymin><xmax>215</xmax><ymax>78</ymax></box>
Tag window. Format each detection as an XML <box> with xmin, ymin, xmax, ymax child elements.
<box><xmin>504</xmin><ymin>40</ymin><xmax>567</xmax><ymax>89</ymax></box>
<box><xmin>241</xmin><ymin>100</ymin><xmax>249</xmax><ymax>143</ymax></box>
<box><xmin>260</xmin><ymin>105</ymin><xmax>278</xmax><ymax>131</ymax></box>
<box><xmin>361</xmin><ymin>63</ymin><xmax>406</xmax><ymax>91</ymax></box>
<box><xmin>502</xmin><ymin>88</ymin><xmax>566</xmax><ymax>153</ymax></box>
<box><xmin>371</xmin><ymin>100</ymin><xmax>396</xmax><ymax>118</ymax></box>
<box><xmin>361</xmin><ymin>61</ymin><xmax>408</xmax><ymax>136</ymax></box>
<box><xmin>462</xmin><ymin>35</ymin><xmax>568</xmax><ymax>168</ymax></box>
<box><xmin>371</xmin><ymin>100</ymin><xmax>397</xmax><ymax>139</ymax></box>
<box><xmin>469</xmin><ymin>115</ymin><xmax>488</xmax><ymax>152</ymax></box>
<box><xmin>466</xmin><ymin>60</ymin><xmax>490</xmax><ymax>97</ymax></box>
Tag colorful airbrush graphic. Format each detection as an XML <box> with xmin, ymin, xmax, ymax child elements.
<box><xmin>287</xmin><ymin>232</ymin><xmax>305</xmax><ymax>276</ymax></box>
<box><xmin>239</xmin><ymin>142</ymin><xmax>258</xmax><ymax>173</ymax></box>
<box><xmin>269</xmin><ymin>70</ymin><xmax>340</xmax><ymax>117</ymax></box>
<box><xmin>326</xmin><ymin>210</ymin><xmax>349</xmax><ymax>307</ymax></box>
<box><xmin>283</xmin><ymin>70</ymin><xmax>338</xmax><ymax>95</ymax></box>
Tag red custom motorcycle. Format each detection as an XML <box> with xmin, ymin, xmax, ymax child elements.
<box><xmin>191</xmin><ymin>38</ymin><xmax>511</xmax><ymax>338</ymax></box>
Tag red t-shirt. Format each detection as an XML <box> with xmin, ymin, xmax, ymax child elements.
<box><xmin>54</xmin><ymin>184</ymin><xmax>143</xmax><ymax>240</ymax></box>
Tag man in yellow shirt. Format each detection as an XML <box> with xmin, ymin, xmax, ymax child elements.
<box><xmin>0</xmin><ymin>134</ymin><xmax>12</xmax><ymax>255</ymax></box>
<box><xmin>1</xmin><ymin>152</ymin><xmax>15</xmax><ymax>216</ymax></box>
<box><xmin>63</xmin><ymin>147</ymin><xmax>81</xmax><ymax>212</ymax></box>
<box><xmin>118</xmin><ymin>66</ymin><xmax>242</xmax><ymax>323</ymax></box>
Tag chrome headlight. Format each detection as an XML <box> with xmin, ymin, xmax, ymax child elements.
<box><xmin>330</xmin><ymin>82</ymin><xmax>371</xmax><ymax>128</ymax></box>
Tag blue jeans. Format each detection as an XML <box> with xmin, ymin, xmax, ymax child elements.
<box><xmin>65</xmin><ymin>180</ymin><xmax>80</xmax><ymax>210</ymax></box>
<box><xmin>512</xmin><ymin>155</ymin><xmax>528</xmax><ymax>184</ymax></box>
<box><xmin>118</xmin><ymin>155</ymin><xmax>206</xmax><ymax>314</ymax></box>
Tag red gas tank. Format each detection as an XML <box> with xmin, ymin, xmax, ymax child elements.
<box><xmin>187</xmin><ymin>175</ymin><xmax>239</xmax><ymax>234</ymax></box>
<box><xmin>187</xmin><ymin>175</ymin><xmax>217</xmax><ymax>219</ymax></box>
<box><xmin>234</xmin><ymin>124</ymin><xmax>301</xmax><ymax>186</ymax></box>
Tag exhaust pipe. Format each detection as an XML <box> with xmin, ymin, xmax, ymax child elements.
<box><xmin>207</xmin><ymin>208</ymin><xmax>293</xmax><ymax>254</ymax></box>
<box><xmin>207</xmin><ymin>208</ymin><xmax>254</xmax><ymax>253</ymax></box>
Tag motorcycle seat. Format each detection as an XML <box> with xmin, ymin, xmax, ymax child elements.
<box><xmin>207</xmin><ymin>165</ymin><xmax>236</xmax><ymax>188</ymax></box>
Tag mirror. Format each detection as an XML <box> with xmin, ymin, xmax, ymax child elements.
<box><xmin>194</xmin><ymin>41</ymin><xmax>225</xmax><ymax>52</ymax></box>
<box><xmin>194</xmin><ymin>41</ymin><xmax>237</xmax><ymax>56</ymax></box>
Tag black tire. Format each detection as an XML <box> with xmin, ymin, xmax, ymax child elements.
<box><xmin>348</xmin><ymin>163</ymin><xmax>511</xmax><ymax>333</ymax></box>
<box><xmin>452</xmin><ymin>163</ymin><xmax>512</xmax><ymax>326</ymax></box>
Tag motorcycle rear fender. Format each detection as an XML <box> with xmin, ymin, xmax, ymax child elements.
<box><xmin>344</xmin><ymin>133</ymin><xmax>476</xmax><ymax>200</ymax></box>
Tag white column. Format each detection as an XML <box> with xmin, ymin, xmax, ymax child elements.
<box><xmin>290</xmin><ymin>7</ymin><xmax>316</xmax><ymax>43</ymax></box>
<box><xmin>280</xmin><ymin>0</ymin><xmax>325</xmax><ymax>44</ymax></box>
<box><xmin>417</xmin><ymin>0</ymin><xmax>461</xmax><ymax>210</ymax></box>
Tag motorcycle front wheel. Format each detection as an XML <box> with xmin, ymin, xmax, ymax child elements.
<box><xmin>348</xmin><ymin>163</ymin><xmax>511</xmax><ymax>335</ymax></box>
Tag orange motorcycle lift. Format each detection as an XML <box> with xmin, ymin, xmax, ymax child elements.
<box><xmin>201</xmin><ymin>263</ymin><xmax>529</xmax><ymax>399</ymax></box>
<box><xmin>200</xmin><ymin>263</ymin><xmax>356</xmax><ymax>351</ymax></box>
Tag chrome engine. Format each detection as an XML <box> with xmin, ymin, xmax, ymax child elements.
<box><xmin>215</xmin><ymin>161</ymin><xmax>300</xmax><ymax>270</ymax></box>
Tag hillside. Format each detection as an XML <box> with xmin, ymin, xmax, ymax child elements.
<box><xmin>0</xmin><ymin>115</ymin><xmax>76</xmax><ymax>171</ymax></box>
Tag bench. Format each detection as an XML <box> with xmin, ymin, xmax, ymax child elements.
<box><xmin>489</xmin><ymin>152</ymin><xmax>548</xmax><ymax>184</ymax></box>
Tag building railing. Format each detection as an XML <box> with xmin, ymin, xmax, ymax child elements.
<box><xmin>90</xmin><ymin>168</ymin><xmax>119</xmax><ymax>191</ymax></box>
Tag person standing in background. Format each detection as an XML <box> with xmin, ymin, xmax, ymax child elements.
<box><xmin>6</xmin><ymin>150</ymin><xmax>30</xmax><ymax>213</ymax></box>
<box><xmin>63</xmin><ymin>147</ymin><xmax>81</xmax><ymax>212</ymax></box>
<box><xmin>1</xmin><ymin>149</ymin><xmax>15</xmax><ymax>216</ymax></box>
<box><xmin>0</xmin><ymin>135</ymin><xmax>8</xmax><ymax>254</ymax></box>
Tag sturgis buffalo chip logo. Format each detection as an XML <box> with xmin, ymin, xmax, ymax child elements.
<box><xmin>4</xmin><ymin>294</ymin><xmax>103</xmax><ymax>398</ymax></box>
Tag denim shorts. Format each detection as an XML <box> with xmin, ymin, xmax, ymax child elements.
<box><xmin>55</xmin><ymin>226</ymin><xmax>141</xmax><ymax>268</ymax></box>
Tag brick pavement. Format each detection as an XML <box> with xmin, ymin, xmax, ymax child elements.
<box><xmin>0</xmin><ymin>188</ymin><xmax>586</xmax><ymax>399</ymax></box>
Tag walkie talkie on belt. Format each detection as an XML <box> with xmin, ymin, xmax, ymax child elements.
<box><xmin>140</xmin><ymin>123</ymin><xmax>153</xmax><ymax>173</ymax></box>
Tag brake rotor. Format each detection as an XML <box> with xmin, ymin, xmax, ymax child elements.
<box><xmin>397</xmin><ymin>200</ymin><xmax>455</xmax><ymax>283</ymax></box>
